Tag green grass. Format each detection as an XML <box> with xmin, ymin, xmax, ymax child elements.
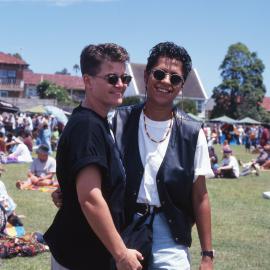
<box><xmin>0</xmin><ymin>145</ymin><xmax>270</xmax><ymax>269</ymax></box>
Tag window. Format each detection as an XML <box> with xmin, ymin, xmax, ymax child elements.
<box><xmin>197</xmin><ymin>100</ymin><xmax>203</xmax><ymax>113</ymax></box>
<box><xmin>26</xmin><ymin>87</ymin><xmax>38</xmax><ymax>97</ymax></box>
<box><xmin>0</xmin><ymin>69</ymin><xmax>16</xmax><ymax>78</ymax></box>
<box><xmin>0</xmin><ymin>90</ymin><xmax>8</xmax><ymax>97</ymax></box>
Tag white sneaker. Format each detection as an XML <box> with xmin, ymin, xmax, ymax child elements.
<box><xmin>262</xmin><ymin>191</ymin><xmax>270</xmax><ymax>199</ymax></box>
<box><xmin>254</xmin><ymin>164</ymin><xmax>260</xmax><ymax>176</ymax></box>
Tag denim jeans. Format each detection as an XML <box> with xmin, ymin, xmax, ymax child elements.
<box><xmin>148</xmin><ymin>212</ymin><xmax>190</xmax><ymax>270</ymax></box>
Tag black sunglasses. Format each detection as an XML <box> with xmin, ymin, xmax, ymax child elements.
<box><xmin>151</xmin><ymin>69</ymin><xmax>184</xmax><ymax>86</ymax></box>
<box><xmin>95</xmin><ymin>73</ymin><xmax>132</xmax><ymax>86</ymax></box>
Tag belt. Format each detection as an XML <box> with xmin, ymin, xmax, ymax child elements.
<box><xmin>135</xmin><ymin>203</ymin><xmax>162</xmax><ymax>215</ymax></box>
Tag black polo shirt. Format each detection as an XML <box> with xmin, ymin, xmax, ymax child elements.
<box><xmin>44</xmin><ymin>105</ymin><xmax>126</xmax><ymax>270</ymax></box>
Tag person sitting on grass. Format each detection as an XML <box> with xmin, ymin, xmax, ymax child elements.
<box><xmin>261</xmin><ymin>144</ymin><xmax>270</xmax><ymax>170</ymax></box>
<box><xmin>208</xmin><ymin>146</ymin><xmax>219</xmax><ymax>177</ymax></box>
<box><xmin>216</xmin><ymin>148</ymin><xmax>240</xmax><ymax>178</ymax></box>
<box><xmin>16</xmin><ymin>145</ymin><xmax>57</xmax><ymax>189</ymax></box>
<box><xmin>0</xmin><ymin>180</ymin><xmax>23</xmax><ymax>226</ymax></box>
<box><xmin>239</xmin><ymin>145</ymin><xmax>269</xmax><ymax>176</ymax></box>
<box><xmin>2</xmin><ymin>137</ymin><xmax>33</xmax><ymax>164</ymax></box>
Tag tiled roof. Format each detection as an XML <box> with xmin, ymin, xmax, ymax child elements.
<box><xmin>23</xmin><ymin>71</ymin><xmax>85</xmax><ymax>90</ymax></box>
<box><xmin>262</xmin><ymin>97</ymin><xmax>270</xmax><ymax>111</ymax></box>
<box><xmin>0</xmin><ymin>52</ymin><xmax>28</xmax><ymax>65</ymax></box>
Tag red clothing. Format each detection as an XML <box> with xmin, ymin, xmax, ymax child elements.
<box><xmin>260</xmin><ymin>128</ymin><xmax>270</xmax><ymax>146</ymax></box>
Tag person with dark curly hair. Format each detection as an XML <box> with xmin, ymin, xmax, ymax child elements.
<box><xmin>113</xmin><ymin>42</ymin><xmax>214</xmax><ymax>269</ymax></box>
<box><xmin>45</xmin><ymin>43</ymin><xmax>143</xmax><ymax>270</ymax></box>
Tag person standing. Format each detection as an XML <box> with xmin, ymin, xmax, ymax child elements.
<box><xmin>44</xmin><ymin>43</ymin><xmax>142</xmax><ymax>270</ymax></box>
<box><xmin>113</xmin><ymin>42</ymin><xmax>214</xmax><ymax>269</ymax></box>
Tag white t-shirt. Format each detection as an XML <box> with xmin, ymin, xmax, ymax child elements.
<box><xmin>221</xmin><ymin>156</ymin><xmax>240</xmax><ymax>178</ymax></box>
<box><xmin>30</xmin><ymin>156</ymin><xmax>56</xmax><ymax>177</ymax></box>
<box><xmin>137</xmin><ymin>112</ymin><xmax>213</xmax><ymax>207</ymax></box>
<box><xmin>12</xmin><ymin>143</ymin><xmax>33</xmax><ymax>163</ymax></box>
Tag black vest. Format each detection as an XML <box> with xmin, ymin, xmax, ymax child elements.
<box><xmin>113</xmin><ymin>103</ymin><xmax>201</xmax><ymax>247</ymax></box>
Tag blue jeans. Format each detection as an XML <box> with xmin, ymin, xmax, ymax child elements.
<box><xmin>134</xmin><ymin>212</ymin><xmax>191</xmax><ymax>270</ymax></box>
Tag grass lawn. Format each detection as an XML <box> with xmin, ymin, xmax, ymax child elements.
<box><xmin>0</xmin><ymin>145</ymin><xmax>270</xmax><ymax>269</ymax></box>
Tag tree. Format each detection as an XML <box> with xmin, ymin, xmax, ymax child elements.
<box><xmin>73</xmin><ymin>64</ymin><xmax>80</xmax><ymax>75</ymax></box>
<box><xmin>12</xmin><ymin>53</ymin><xmax>23</xmax><ymax>60</ymax></box>
<box><xmin>55</xmin><ymin>68</ymin><xmax>70</xmax><ymax>75</ymax></box>
<box><xmin>37</xmin><ymin>80</ymin><xmax>51</xmax><ymax>99</ymax></box>
<box><xmin>37</xmin><ymin>80</ymin><xmax>71</xmax><ymax>104</ymax></box>
<box><xmin>175</xmin><ymin>99</ymin><xmax>197</xmax><ymax>115</ymax></box>
<box><xmin>211</xmin><ymin>43</ymin><xmax>266</xmax><ymax>121</ymax></box>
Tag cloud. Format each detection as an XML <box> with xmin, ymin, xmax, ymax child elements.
<box><xmin>0</xmin><ymin>0</ymin><xmax>117</xmax><ymax>6</ymax></box>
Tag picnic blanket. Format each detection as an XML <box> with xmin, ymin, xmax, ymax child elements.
<box><xmin>5</xmin><ymin>223</ymin><xmax>25</xmax><ymax>237</ymax></box>
<box><xmin>0</xmin><ymin>232</ymin><xmax>48</xmax><ymax>258</ymax></box>
<box><xmin>18</xmin><ymin>183</ymin><xmax>58</xmax><ymax>193</ymax></box>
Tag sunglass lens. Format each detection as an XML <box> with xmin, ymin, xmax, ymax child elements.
<box><xmin>170</xmin><ymin>74</ymin><xmax>183</xmax><ymax>86</ymax></box>
<box><xmin>153</xmin><ymin>69</ymin><xmax>165</xmax><ymax>81</ymax></box>
<box><xmin>107</xmin><ymin>75</ymin><xmax>119</xmax><ymax>85</ymax></box>
<box><xmin>122</xmin><ymin>75</ymin><xmax>132</xmax><ymax>85</ymax></box>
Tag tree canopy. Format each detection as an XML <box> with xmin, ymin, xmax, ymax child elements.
<box><xmin>73</xmin><ymin>64</ymin><xmax>80</xmax><ymax>75</ymax></box>
<box><xmin>175</xmin><ymin>99</ymin><xmax>197</xmax><ymax>115</ymax></box>
<box><xmin>37</xmin><ymin>80</ymin><xmax>71</xmax><ymax>104</ymax></box>
<box><xmin>211</xmin><ymin>42</ymin><xmax>267</xmax><ymax>121</ymax></box>
<box><xmin>55</xmin><ymin>68</ymin><xmax>70</xmax><ymax>75</ymax></box>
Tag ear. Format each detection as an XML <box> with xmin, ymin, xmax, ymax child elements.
<box><xmin>83</xmin><ymin>74</ymin><xmax>92</xmax><ymax>89</ymax></box>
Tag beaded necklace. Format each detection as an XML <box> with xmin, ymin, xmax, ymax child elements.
<box><xmin>143</xmin><ymin>109</ymin><xmax>173</xmax><ymax>143</ymax></box>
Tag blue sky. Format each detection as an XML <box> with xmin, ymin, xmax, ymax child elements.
<box><xmin>1</xmin><ymin>0</ymin><xmax>270</xmax><ymax>96</ymax></box>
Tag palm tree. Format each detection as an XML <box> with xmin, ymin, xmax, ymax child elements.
<box><xmin>73</xmin><ymin>64</ymin><xmax>80</xmax><ymax>75</ymax></box>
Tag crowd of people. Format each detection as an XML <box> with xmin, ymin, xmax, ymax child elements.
<box><xmin>203</xmin><ymin>123</ymin><xmax>270</xmax><ymax>150</ymax></box>
<box><xmin>0</xmin><ymin>111</ymin><xmax>64</xmax><ymax>162</ymax></box>
<box><xmin>0</xmin><ymin>112</ymin><xmax>60</xmax><ymax>236</ymax></box>
<box><xmin>206</xmin><ymin>124</ymin><xmax>270</xmax><ymax>179</ymax></box>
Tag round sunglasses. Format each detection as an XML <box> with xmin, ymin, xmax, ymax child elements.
<box><xmin>151</xmin><ymin>69</ymin><xmax>184</xmax><ymax>86</ymax></box>
<box><xmin>95</xmin><ymin>73</ymin><xmax>132</xmax><ymax>86</ymax></box>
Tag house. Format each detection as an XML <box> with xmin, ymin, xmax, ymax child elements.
<box><xmin>126</xmin><ymin>63</ymin><xmax>209</xmax><ymax>116</ymax></box>
<box><xmin>0</xmin><ymin>52</ymin><xmax>28</xmax><ymax>98</ymax></box>
<box><xmin>23</xmin><ymin>70</ymin><xmax>85</xmax><ymax>101</ymax></box>
<box><xmin>262</xmin><ymin>97</ymin><xmax>270</xmax><ymax>112</ymax></box>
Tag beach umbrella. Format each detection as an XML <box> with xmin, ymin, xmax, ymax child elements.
<box><xmin>26</xmin><ymin>105</ymin><xmax>46</xmax><ymax>114</ymax></box>
<box><xmin>44</xmin><ymin>105</ymin><xmax>68</xmax><ymax>125</ymax></box>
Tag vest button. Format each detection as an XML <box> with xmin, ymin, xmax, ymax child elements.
<box><xmin>175</xmin><ymin>237</ymin><xmax>179</xmax><ymax>241</ymax></box>
<box><xmin>161</xmin><ymin>201</ymin><xmax>165</xmax><ymax>205</ymax></box>
<box><xmin>168</xmin><ymin>219</ymin><xmax>172</xmax><ymax>223</ymax></box>
<box><xmin>133</xmin><ymin>192</ymin><xmax>137</xmax><ymax>196</ymax></box>
<box><xmin>157</xmin><ymin>179</ymin><xmax>160</xmax><ymax>183</ymax></box>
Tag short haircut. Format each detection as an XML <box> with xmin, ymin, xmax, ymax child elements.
<box><xmin>80</xmin><ymin>43</ymin><xmax>130</xmax><ymax>76</ymax></box>
<box><xmin>37</xmin><ymin>144</ymin><xmax>49</xmax><ymax>154</ymax></box>
<box><xmin>145</xmin><ymin>42</ymin><xmax>192</xmax><ymax>81</ymax></box>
